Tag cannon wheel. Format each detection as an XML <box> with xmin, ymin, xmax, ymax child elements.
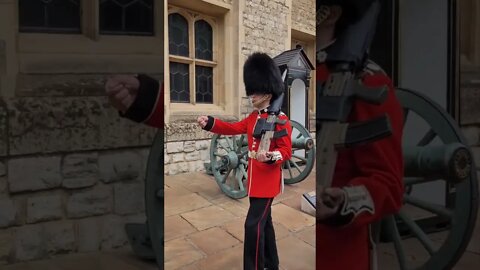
<box><xmin>209</xmin><ymin>120</ymin><xmax>315</xmax><ymax>199</ymax></box>
<box><xmin>283</xmin><ymin>120</ymin><xmax>316</xmax><ymax>184</ymax></box>
<box><xmin>144</xmin><ymin>131</ymin><xmax>164</xmax><ymax>267</ymax></box>
<box><xmin>380</xmin><ymin>88</ymin><xmax>479</xmax><ymax>269</ymax></box>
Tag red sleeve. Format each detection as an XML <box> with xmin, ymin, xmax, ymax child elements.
<box><xmin>347</xmin><ymin>74</ymin><xmax>405</xmax><ymax>227</ymax></box>
<box><xmin>144</xmin><ymin>83</ymin><xmax>164</xmax><ymax>128</ymax></box>
<box><xmin>206</xmin><ymin>114</ymin><xmax>251</xmax><ymax>135</ymax></box>
<box><xmin>271</xmin><ymin>114</ymin><xmax>292</xmax><ymax>164</ymax></box>
<box><xmin>120</xmin><ymin>74</ymin><xmax>163</xmax><ymax>129</ymax></box>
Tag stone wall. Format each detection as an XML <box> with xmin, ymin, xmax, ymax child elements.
<box><xmin>291</xmin><ymin>0</ymin><xmax>316</xmax><ymax>34</ymax></box>
<box><xmin>242</xmin><ymin>0</ymin><xmax>290</xmax><ymax>57</ymax></box>
<box><xmin>0</xmin><ymin>77</ymin><xmax>158</xmax><ymax>264</ymax></box>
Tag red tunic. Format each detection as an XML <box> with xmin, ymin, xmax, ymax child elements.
<box><xmin>206</xmin><ymin>111</ymin><xmax>292</xmax><ymax>197</ymax></box>
<box><xmin>316</xmin><ymin>63</ymin><xmax>404</xmax><ymax>270</ymax></box>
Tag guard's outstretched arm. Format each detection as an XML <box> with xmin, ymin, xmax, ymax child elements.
<box><xmin>120</xmin><ymin>74</ymin><xmax>164</xmax><ymax>128</ymax></box>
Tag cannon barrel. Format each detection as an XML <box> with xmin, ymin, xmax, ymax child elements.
<box><xmin>403</xmin><ymin>142</ymin><xmax>472</xmax><ymax>183</ymax></box>
<box><xmin>292</xmin><ymin>137</ymin><xmax>314</xmax><ymax>150</ymax></box>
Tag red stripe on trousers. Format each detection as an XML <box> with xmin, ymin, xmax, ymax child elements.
<box><xmin>255</xmin><ymin>198</ymin><xmax>272</xmax><ymax>270</ymax></box>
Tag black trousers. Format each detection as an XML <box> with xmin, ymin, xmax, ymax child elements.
<box><xmin>244</xmin><ymin>197</ymin><xmax>279</xmax><ymax>270</ymax></box>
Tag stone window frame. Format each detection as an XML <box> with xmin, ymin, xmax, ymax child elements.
<box><xmin>168</xmin><ymin>8</ymin><xmax>217</xmax><ymax>105</ymax></box>
<box><xmin>166</xmin><ymin>3</ymin><xmax>233</xmax><ymax>120</ymax></box>
<box><xmin>15</xmin><ymin>0</ymin><xmax>164</xmax><ymax>74</ymax></box>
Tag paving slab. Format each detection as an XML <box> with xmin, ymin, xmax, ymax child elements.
<box><xmin>165</xmin><ymin>238</ymin><xmax>204</xmax><ymax>270</ymax></box>
<box><xmin>165</xmin><ymin>193</ymin><xmax>211</xmax><ymax>216</ymax></box>
<box><xmin>277</xmin><ymin>236</ymin><xmax>315</xmax><ymax>270</ymax></box>
<box><xmin>181</xmin><ymin>205</ymin><xmax>237</xmax><ymax>231</ymax></box>
<box><xmin>188</xmin><ymin>227</ymin><xmax>241</xmax><ymax>255</ymax></box>
<box><xmin>295</xmin><ymin>225</ymin><xmax>315</xmax><ymax>247</ymax></box>
<box><xmin>217</xmin><ymin>200</ymin><xmax>248</xmax><ymax>217</ymax></box>
<box><xmin>222</xmin><ymin>218</ymin><xmax>245</xmax><ymax>242</ymax></box>
<box><xmin>272</xmin><ymin>203</ymin><xmax>315</xmax><ymax>232</ymax></box>
<box><xmin>165</xmin><ymin>215</ymin><xmax>198</xmax><ymax>241</ymax></box>
<box><xmin>193</xmin><ymin>245</ymin><xmax>244</xmax><ymax>270</ymax></box>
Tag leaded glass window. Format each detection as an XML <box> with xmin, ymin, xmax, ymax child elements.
<box><xmin>19</xmin><ymin>0</ymin><xmax>81</xmax><ymax>33</ymax></box>
<box><xmin>195</xmin><ymin>66</ymin><xmax>213</xmax><ymax>103</ymax></box>
<box><xmin>170</xmin><ymin>62</ymin><xmax>190</xmax><ymax>103</ymax></box>
<box><xmin>195</xmin><ymin>20</ymin><xmax>213</xmax><ymax>61</ymax></box>
<box><xmin>99</xmin><ymin>0</ymin><xmax>154</xmax><ymax>35</ymax></box>
<box><xmin>169</xmin><ymin>13</ymin><xmax>189</xmax><ymax>57</ymax></box>
<box><xmin>169</xmin><ymin>11</ymin><xmax>216</xmax><ymax>104</ymax></box>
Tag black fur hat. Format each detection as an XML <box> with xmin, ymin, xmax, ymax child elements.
<box><xmin>243</xmin><ymin>52</ymin><xmax>284</xmax><ymax>98</ymax></box>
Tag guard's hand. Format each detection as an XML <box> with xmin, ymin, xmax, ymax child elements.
<box><xmin>317</xmin><ymin>187</ymin><xmax>346</xmax><ymax>220</ymax></box>
<box><xmin>256</xmin><ymin>151</ymin><xmax>272</xmax><ymax>163</ymax></box>
<box><xmin>197</xmin><ymin>115</ymin><xmax>209</xmax><ymax>128</ymax></box>
<box><xmin>105</xmin><ymin>75</ymin><xmax>140</xmax><ymax>112</ymax></box>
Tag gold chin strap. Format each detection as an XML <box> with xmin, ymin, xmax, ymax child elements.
<box><xmin>316</xmin><ymin>5</ymin><xmax>331</xmax><ymax>27</ymax></box>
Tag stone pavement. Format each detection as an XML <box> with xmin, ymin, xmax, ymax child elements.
<box><xmin>164</xmin><ymin>172</ymin><xmax>316</xmax><ymax>270</ymax></box>
<box><xmin>3</xmin><ymin>171</ymin><xmax>479</xmax><ymax>269</ymax></box>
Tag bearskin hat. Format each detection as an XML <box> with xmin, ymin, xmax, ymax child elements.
<box><xmin>317</xmin><ymin>0</ymin><xmax>376</xmax><ymax>24</ymax></box>
<box><xmin>243</xmin><ymin>52</ymin><xmax>284</xmax><ymax>99</ymax></box>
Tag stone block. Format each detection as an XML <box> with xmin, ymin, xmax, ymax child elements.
<box><xmin>166</xmin><ymin>142</ymin><xmax>183</xmax><ymax>153</ymax></box>
<box><xmin>0</xmin><ymin>199</ymin><xmax>16</xmax><ymax>228</ymax></box>
<box><xmin>100</xmin><ymin>215</ymin><xmax>128</xmax><ymax>250</ymax></box>
<box><xmin>187</xmin><ymin>161</ymin><xmax>205</xmax><ymax>173</ymax></box>
<box><xmin>114</xmin><ymin>183</ymin><xmax>145</xmax><ymax>215</ymax></box>
<box><xmin>165</xmin><ymin>153</ymin><xmax>171</xmax><ymax>164</ymax></box>
<box><xmin>99</xmin><ymin>151</ymin><xmax>141</xmax><ymax>183</ymax></box>
<box><xmin>62</xmin><ymin>177</ymin><xmax>97</xmax><ymax>189</ymax></box>
<box><xmin>184</xmin><ymin>141</ymin><xmax>196</xmax><ymax>152</ymax></box>
<box><xmin>14</xmin><ymin>224</ymin><xmax>46</xmax><ymax>261</ymax></box>
<box><xmin>165</xmin><ymin>122</ymin><xmax>213</xmax><ymax>142</ymax></box>
<box><xmin>185</xmin><ymin>151</ymin><xmax>200</xmax><ymax>161</ymax></box>
<box><xmin>44</xmin><ymin>221</ymin><xmax>75</xmax><ymax>254</ymax></box>
<box><xmin>0</xmin><ymin>162</ymin><xmax>5</xmax><ymax>176</ymax></box>
<box><xmin>8</xmin><ymin>157</ymin><xmax>62</xmax><ymax>193</ymax></box>
<box><xmin>200</xmin><ymin>149</ymin><xmax>210</xmax><ymax>161</ymax></box>
<box><xmin>195</xmin><ymin>140</ymin><xmax>210</xmax><ymax>150</ymax></box>
<box><xmin>0</xmin><ymin>177</ymin><xmax>6</xmax><ymax>195</ymax></box>
<box><xmin>62</xmin><ymin>153</ymin><xmax>98</xmax><ymax>178</ymax></box>
<box><xmin>0</xmin><ymin>229</ymin><xmax>13</xmax><ymax>263</ymax></box>
<box><xmin>26</xmin><ymin>195</ymin><xmax>63</xmax><ymax>224</ymax></box>
<box><xmin>66</xmin><ymin>185</ymin><xmax>112</xmax><ymax>218</ymax></box>
<box><xmin>0</xmin><ymin>104</ymin><xmax>7</xmax><ymax>157</ymax></box>
<box><xmin>171</xmin><ymin>153</ymin><xmax>185</xmax><ymax>163</ymax></box>
<box><xmin>6</xmin><ymin>96</ymin><xmax>156</xmax><ymax>155</ymax></box>
<box><xmin>77</xmin><ymin>217</ymin><xmax>100</xmax><ymax>252</ymax></box>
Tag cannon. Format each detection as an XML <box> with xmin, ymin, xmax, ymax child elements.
<box><xmin>209</xmin><ymin>119</ymin><xmax>316</xmax><ymax>199</ymax></box>
<box><xmin>376</xmin><ymin>88</ymin><xmax>478</xmax><ymax>270</ymax></box>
